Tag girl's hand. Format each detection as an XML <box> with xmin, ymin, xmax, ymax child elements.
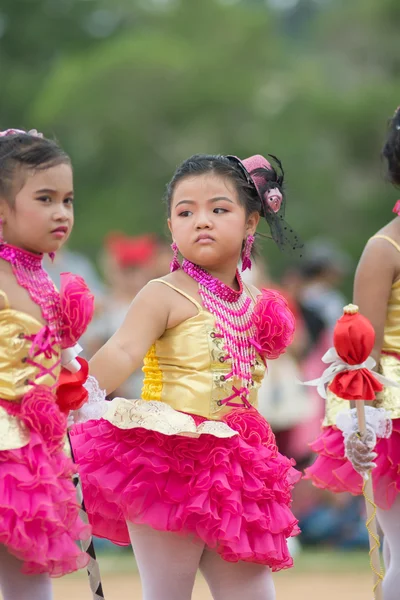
<box><xmin>344</xmin><ymin>427</ymin><xmax>378</xmax><ymax>475</ymax></box>
<box><xmin>88</xmin><ymin>281</ymin><xmax>171</xmax><ymax>395</ymax></box>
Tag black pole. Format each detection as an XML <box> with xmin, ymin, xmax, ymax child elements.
<box><xmin>68</xmin><ymin>433</ymin><xmax>106</xmax><ymax>599</ymax></box>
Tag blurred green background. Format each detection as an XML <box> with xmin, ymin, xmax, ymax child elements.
<box><xmin>2</xmin><ymin>0</ymin><xmax>399</xmax><ymax>283</ymax></box>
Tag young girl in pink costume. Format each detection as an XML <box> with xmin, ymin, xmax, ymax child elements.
<box><xmin>305</xmin><ymin>108</ymin><xmax>400</xmax><ymax>600</ymax></box>
<box><xmin>0</xmin><ymin>129</ymin><xmax>94</xmax><ymax>600</ymax></box>
<box><xmin>71</xmin><ymin>153</ymin><xmax>302</xmax><ymax>600</ymax></box>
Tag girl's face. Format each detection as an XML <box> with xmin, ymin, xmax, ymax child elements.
<box><xmin>168</xmin><ymin>173</ymin><xmax>259</xmax><ymax>271</ymax></box>
<box><xmin>0</xmin><ymin>162</ymin><xmax>74</xmax><ymax>254</ymax></box>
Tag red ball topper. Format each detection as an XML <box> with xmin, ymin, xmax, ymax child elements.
<box><xmin>328</xmin><ymin>304</ymin><xmax>383</xmax><ymax>402</ymax></box>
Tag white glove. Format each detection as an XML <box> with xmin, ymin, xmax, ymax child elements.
<box><xmin>68</xmin><ymin>375</ymin><xmax>109</xmax><ymax>426</ymax></box>
<box><xmin>336</xmin><ymin>406</ymin><xmax>392</xmax><ymax>479</ymax></box>
<box><xmin>344</xmin><ymin>426</ymin><xmax>378</xmax><ymax>476</ymax></box>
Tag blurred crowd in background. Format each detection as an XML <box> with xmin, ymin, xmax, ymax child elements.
<box><xmin>45</xmin><ymin>233</ymin><xmax>368</xmax><ymax>553</ymax></box>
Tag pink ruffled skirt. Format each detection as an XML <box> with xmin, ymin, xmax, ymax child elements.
<box><xmin>71</xmin><ymin>407</ymin><xmax>301</xmax><ymax>571</ymax></box>
<box><xmin>305</xmin><ymin>419</ymin><xmax>400</xmax><ymax>509</ymax></box>
<box><xmin>0</xmin><ymin>396</ymin><xmax>90</xmax><ymax>576</ymax></box>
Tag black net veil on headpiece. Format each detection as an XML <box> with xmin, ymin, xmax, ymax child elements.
<box><xmin>226</xmin><ymin>154</ymin><xmax>304</xmax><ymax>256</ymax></box>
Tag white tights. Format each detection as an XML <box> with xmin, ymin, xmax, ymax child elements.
<box><xmin>127</xmin><ymin>522</ymin><xmax>276</xmax><ymax>600</ymax></box>
<box><xmin>0</xmin><ymin>545</ymin><xmax>53</xmax><ymax>600</ymax></box>
<box><xmin>377</xmin><ymin>496</ymin><xmax>400</xmax><ymax>600</ymax></box>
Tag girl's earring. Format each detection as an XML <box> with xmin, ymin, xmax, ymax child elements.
<box><xmin>241</xmin><ymin>234</ymin><xmax>254</xmax><ymax>272</ymax></box>
<box><xmin>170</xmin><ymin>241</ymin><xmax>181</xmax><ymax>272</ymax></box>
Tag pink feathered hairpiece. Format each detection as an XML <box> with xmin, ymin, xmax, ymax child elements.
<box><xmin>227</xmin><ymin>154</ymin><xmax>283</xmax><ymax>215</ymax></box>
<box><xmin>241</xmin><ymin>154</ymin><xmax>283</xmax><ymax>214</ymax></box>
<box><xmin>226</xmin><ymin>153</ymin><xmax>303</xmax><ymax>255</ymax></box>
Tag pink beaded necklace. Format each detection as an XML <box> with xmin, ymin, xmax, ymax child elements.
<box><xmin>182</xmin><ymin>259</ymin><xmax>256</xmax><ymax>407</ymax></box>
<box><xmin>0</xmin><ymin>242</ymin><xmax>62</xmax><ymax>341</ymax></box>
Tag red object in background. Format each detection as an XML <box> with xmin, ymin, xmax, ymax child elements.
<box><xmin>106</xmin><ymin>233</ymin><xmax>157</xmax><ymax>268</ymax></box>
<box><xmin>56</xmin><ymin>357</ymin><xmax>89</xmax><ymax>414</ymax></box>
<box><xmin>328</xmin><ymin>307</ymin><xmax>383</xmax><ymax>401</ymax></box>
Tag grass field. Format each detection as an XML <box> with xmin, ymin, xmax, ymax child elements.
<box><xmin>51</xmin><ymin>549</ymin><xmax>376</xmax><ymax>600</ymax></box>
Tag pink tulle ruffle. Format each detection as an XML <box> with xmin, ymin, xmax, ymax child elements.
<box><xmin>0</xmin><ymin>425</ymin><xmax>90</xmax><ymax>576</ymax></box>
<box><xmin>305</xmin><ymin>419</ymin><xmax>400</xmax><ymax>510</ymax></box>
<box><xmin>60</xmin><ymin>272</ymin><xmax>95</xmax><ymax>349</ymax></box>
<box><xmin>19</xmin><ymin>386</ymin><xmax>67</xmax><ymax>451</ymax></box>
<box><xmin>251</xmin><ymin>289</ymin><xmax>295</xmax><ymax>361</ymax></box>
<box><xmin>71</xmin><ymin>407</ymin><xmax>300</xmax><ymax>571</ymax></box>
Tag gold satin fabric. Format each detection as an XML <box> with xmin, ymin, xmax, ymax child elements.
<box><xmin>0</xmin><ymin>308</ymin><xmax>61</xmax><ymax>400</ymax></box>
<box><xmin>0</xmin><ymin>307</ymin><xmax>61</xmax><ymax>450</ymax></box>
<box><xmin>141</xmin><ymin>308</ymin><xmax>265</xmax><ymax>420</ymax></box>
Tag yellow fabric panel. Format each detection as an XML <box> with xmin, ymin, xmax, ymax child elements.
<box><xmin>142</xmin><ymin>344</ymin><xmax>163</xmax><ymax>401</ymax></box>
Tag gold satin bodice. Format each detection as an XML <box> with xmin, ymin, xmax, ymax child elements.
<box><xmin>141</xmin><ymin>281</ymin><xmax>265</xmax><ymax>420</ymax></box>
<box><xmin>0</xmin><ymin>292</ymin><xmax>61</xmax><ymax>451</ymax></box>
<box><xmin>324</xmin><ymin>235</ymin><xmax>400</xmax><ymax>425</ymax></box>
<box><xmin>0</xmin><ymin>308</ymin><xmax>61</xmax><ymax>401</ymax></box>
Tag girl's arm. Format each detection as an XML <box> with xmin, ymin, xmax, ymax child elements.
<box><xmin>353</xmin><ymin>238</ymin><xmax>397</xmax><ymax>361</ymax></box>
<box><xmin>89</xmin><ymin>282</ymin><xmax>170</xmax><ymax>395</ymax></box>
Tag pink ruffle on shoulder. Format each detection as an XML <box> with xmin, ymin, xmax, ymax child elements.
<box><xmin>305</xmin><ymin>419</ymin><xmax>400</xmax><ymax>510</ymax></box>
<box><xmin>251</xmin><ymin>289</ymin><xmax>295</xmax><ymax>361</ymax></box>
<box><xmin>60</xmin><ymin>272</ymin><xmax>95</xmax><ymax>349</ymax></box>
<box><xmin>71</xmin><ymin>407</ymin><xmax>300</xmax><ymax>571</ymax></box>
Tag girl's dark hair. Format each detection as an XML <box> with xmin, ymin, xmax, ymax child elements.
<box><xmin>0</xmin><ymin>132</ymin><xmax>70</xmax><ymax>204</ymax></box>
<box><xmin>383</xmin><ymin>108</ymin><xmax>400</xmax><ymax>186</ymax></box>
<box><xmin>165</xmin><ymin>154</ymin><xmax>267</xmax><ymax>218</ymax></box>
<box><xmin>165</xmin><ymin>153</ymin><xmax>303</xmax><ymax>255</ymax></box>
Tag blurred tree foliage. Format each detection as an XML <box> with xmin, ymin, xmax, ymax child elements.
<box><xmin>1</xmin><ymin>0</ymin><xmax>399</xmax><ymax>279</ymax></box>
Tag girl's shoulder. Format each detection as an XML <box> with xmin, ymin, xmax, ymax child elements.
<box><xmin>144</xmin><ymin>272</ymin><xmax>202</xmax><ymax>329</ymax></box>
<box><xmin>148</xmin><ymin>271</ymin><xmax>202</xmax><ymax>304</ymax></box>
<box><xmin>367</xmin><ymin>223</ymin><xmax>400</xmax><ymax>255</ymax></box>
